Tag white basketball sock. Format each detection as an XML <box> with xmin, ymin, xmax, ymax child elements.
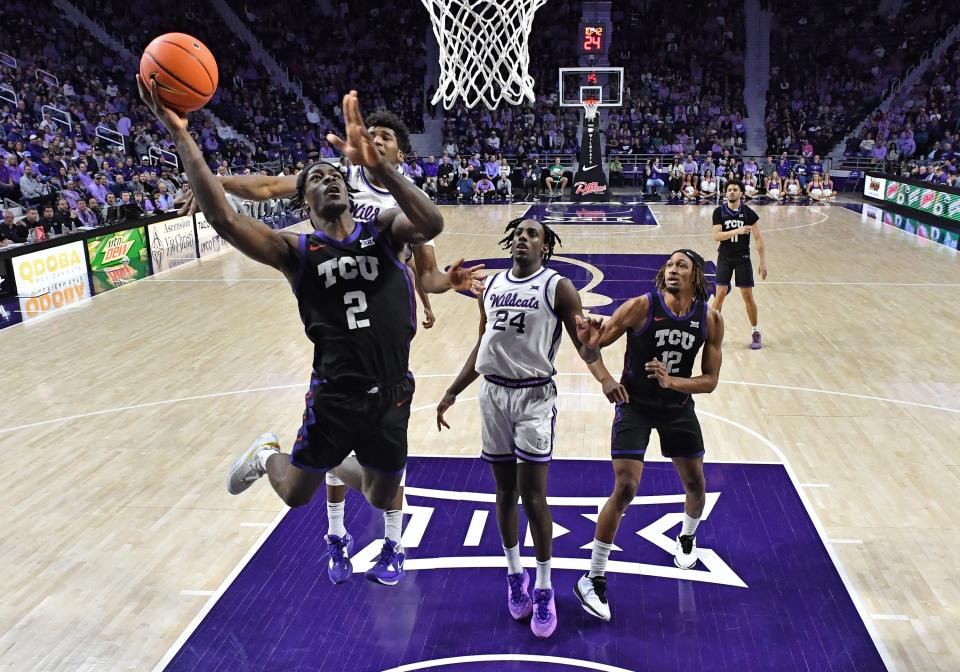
<box><xmin>326</xmin><ymin>501</ymin><xmax>346</xmax><ymax>538</ymax></box>
<box><xmin>588</xmin><ymin>539</ymin><xmax>613</xmax><ymax>578</ymax></box>
<box><xmin>384</xmin><ymin>510</ymin><xmax>403</xmax><ymax>548</ymax></box>
<box><xmin>535</xmin><ymin>559</ymin><xmax>552</xmax><ymax>590</ymax></box>
<box><xmin>325</xmin><ymin>473</ymin><xmax>345</xmax><ymax>487</ymax></box>
<box><xmin>681</xmin><ymin>513</ymin><xmax>701</xmax><ymax>537</ymax></box>
<box><xmin>255</xmin><ymin>448</ymin><xmax>276</xmax><ymax>472</ymax></box>
<box><xmin>752</xmin><ymin>325</ymin><xmax>760</xmax><ymax>334</ymax></box>
<box><xmin>503</xmin><ymin>543</ymin><xmax>523</xmax><ymax>575</ymax></box>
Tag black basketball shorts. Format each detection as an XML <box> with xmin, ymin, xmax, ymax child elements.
<box><xmin>715</xmin><ymin>254</ymin><xmax>755</xmax><ymax>288</ymax></box>
<box><xmin>291</xmin><ymin>373</ymin><xmax>415</xmax><ymax>474</ymax></box>
<box><xmin>610</xmin><ymin>401</ymin><xmax>705</xmax><ymax>461</ymax></box>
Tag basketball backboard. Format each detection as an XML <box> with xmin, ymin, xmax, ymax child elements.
<box><xmin>558</xmin><ymin>66</ymin><xmax>623</xmax><ymax>108</ymax></box>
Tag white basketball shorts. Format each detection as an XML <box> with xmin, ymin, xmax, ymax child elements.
<box><xmin>479</xmin><ymin>378</ymin><xmax>557</xmax><ymax>463</ymax></box>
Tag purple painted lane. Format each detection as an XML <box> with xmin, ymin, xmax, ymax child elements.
<box><xmin>456</xmin><ymin>254</ymin><xmax>717</xmax><ymax>318</ymax></box>
<box><xmin>165</xmin><ymin>457</ymin><xmax>884</xmax><ymax>671</ymax></box>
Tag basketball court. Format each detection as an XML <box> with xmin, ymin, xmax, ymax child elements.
<box><xmin>1</xmin><ymin>200</ymin><xmax>958</xmax><ymax>671</ymax></box>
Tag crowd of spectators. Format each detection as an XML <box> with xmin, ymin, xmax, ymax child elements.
<box><xmin>230</xmin><ymin>1</ymin><xmax>427</xmax><ymax>135</ymax></box>
<box><xmin>81</xmin><ymin>0</ymin><xmax>315</xmax><ymax>170</ymax></box>
<box><xmin>844</xmin><ymin>45</ymin><xmax>960</xmax><ymax>185</ymax></box>
<box><xmin>606</xmin><ymin>0</ymin><xmax>747</xmax><ymax>156</ymax></box>
<box><xmin>765</xmin><ymin>0</ymin><xmax>951</xmax><ymax>156</ymax></box>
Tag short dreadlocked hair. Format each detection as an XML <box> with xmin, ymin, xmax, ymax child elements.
<box><xmin>498</xmin><ymin>216</ymin><xmax>562</xmax><ymax>265</ymax></box>
<box><xmin>365</xmin><ymin>110</ymin><xmax>411</xmax><ymax>153</ymax></box>
<box><xmin>655</xmin><ymin>252</ymin><xmax>710</xmax><ymax>302</ymax></box>
<box><xmin>290</xmin><ymin>159</ymin><xmax>354</xmax><ymax>210</ymax></box>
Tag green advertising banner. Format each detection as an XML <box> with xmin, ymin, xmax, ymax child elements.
<box><xmin>86</xmin><ymin>227</ymin><xmax>151</xmax><ymax>294</ymax></box>
<box><xmin>883</xmin><ymin>179</ymin><xmax>960</xmax><ymax>223</ymax></box>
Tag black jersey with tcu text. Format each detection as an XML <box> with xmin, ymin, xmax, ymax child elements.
<box><xmin>293</xmin><ymin>218</ymin><xmax>415</xmax><ymax>389</ymax></box>
<box><xmin>713</xmin><ymin>201</ymin><xmax>759</xmax><ymax>259</ymax></box>
<box><xmin>621</xmin><ymin>291</ymin><xmax>708</xmax><ymax>409</ymax></box>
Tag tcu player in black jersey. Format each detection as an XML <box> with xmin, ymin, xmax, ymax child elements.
<box><xmin>175</xmin><ymin>111</ymin><xmax>482</xmax><ymax>587</ymax></box>
<box><xmin>138</xmin><ymin>82</ymin><xmax>443</xmax><ymax>537</ymax></box>
<box><xmin>574</xmin><ymin>250</ymin><xmax>724</xmax><ymax>622</ymax></box>
<box><xmin>713</xmin><ymin>180</ymin><xmax>768</xmax><ymax>349</ymax></box>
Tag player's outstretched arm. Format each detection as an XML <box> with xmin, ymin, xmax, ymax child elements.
<box><xmin>137</xmin><ymin>75</ymin><xmax>297</xmax><ymax>278</ymax></box>
<box><xmin>327</xmin><ymin>91</ymin><xmax>443</xmax><ymax>245</ymax></box>
<box><xmin>437</xmin><ymin>293</ymin><xmax>486</xmax><ymax>430</ymax></box>
<box><xmin>597</xmin><ymin>295</ymin><xmax>648</xmax><ymax>348</ymax></box>
<box><xmin>413</xmin><ymin>244</ymin><xmax>485</xmax><ymax>295</ymax></box>
<box><xmin>554</xmin><ymin>278</ymin><xmax>628</xmax><ymax>403</ymax></box>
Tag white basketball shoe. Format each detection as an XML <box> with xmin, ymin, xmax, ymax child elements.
<box><xmin>227</xmin><ymin>432</ymin><xmax>280</xmax><ymax>495</ymax></box>
<box><xmin>674</xmin><ymin>534</ymin><xmax>699</xmax><ymax>569</ymax></box>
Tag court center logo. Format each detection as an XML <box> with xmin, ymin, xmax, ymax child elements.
<box><xmin>348</xmin><ymin>486</ymin><xmax>746</xmax><ymax>588</ymax></box>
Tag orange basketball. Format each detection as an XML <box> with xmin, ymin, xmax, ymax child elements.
<box><xmin>139</xmin><ymin>33</ymin><xmax>218</xmax><ymax>114</ymax></box>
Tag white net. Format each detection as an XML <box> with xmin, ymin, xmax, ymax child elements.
<box><xmin>421</xmin><ymin>0</ymin><xmax>548</xmax><ymax>111</ymax></box>
<box><xmin>583</xmin><ymin>99</ymin><xmax>601</xmax><ymax>121</ymax></box>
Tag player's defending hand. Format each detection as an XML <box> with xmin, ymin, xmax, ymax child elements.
<box><xmin>436</xmin><ymin>392</ymin><xmax>456</xmax><ymax>431</ymax></box>
<box><xmin>136</xmin><ymin>74</ymin><xmax>188</xmax><ymax>134</ymax></box>
<box><xmin>645</xmin><ymin>359</ymin><xmax>673</xmax><ymax>389</ymax></box>
<box><xmin>327</xmin><ymin>91</ymin><xmax>383</xmax><ymax>169</ymax></box>
<box><xmin>575</xmin><ymin>314</ymin><xmax>603</xmax><ymax>350</ymax></box>
<box><xmin>447</xmin><ymin>259</ymin><xmax>486</xmax><ymax>295</ymax></box>
<box><xmin>601</xmin><ymin>378</ymin><xmax>629</xmax><ymax>404</ymax></box>
<box><xmin>422</xmin><ymin>306</ymin><xmax>436</xmax><ymax>329</ymax></box>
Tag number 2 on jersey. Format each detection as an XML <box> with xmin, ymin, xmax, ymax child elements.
<box><xmin>492</xmin><ymin>310</ymin><xmax>526</xmax><ymax>334</ymax></box>
<box><xmin>344</xmin><ymin>290</ymin><xmax>370</xmax><ymax>329</ymax></box>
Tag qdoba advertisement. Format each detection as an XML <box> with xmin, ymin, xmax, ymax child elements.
<box><xmin>13</xmin><ymin>241</ymin><xmax>92</xmax><ymax>320</ymax></box>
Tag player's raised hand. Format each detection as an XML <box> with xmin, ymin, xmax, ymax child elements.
<box><xmin>136</xmin><ymin>74</ymin><xmax>188</xmax><ymax>133</ymax></box>
<box><xmin>326</xmin><ymin>91</ymin><xmax>382</xmax><ymax>168</ymax></box>
<box><xmin>174</xmin><ymin>185</ymin><xmax>198</xmax><ymax>216</ymax></box>
<box><xmin>645</xmin><ymin>358</ymin><xmax>673</xmax><ymax>388</ymax></box>
<box><xmin>436</xmin><ymin>392</ymin><xmax>456</xmax><ymax>431</ymax></box>
<box><xmin>447</xmin><ymin>258</ymin><xmax>486</xmax><ymax>295</ymax></box>
<box><xmin>575</xmin><ymin>314</ymin><xmax>603</xmax><ymax>350</ymax></box>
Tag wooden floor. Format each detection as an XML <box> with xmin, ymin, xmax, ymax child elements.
<box><xmin>1</xmin><ymin>200</ymin><xmax>958</xmax><ymax>671</ymax></box>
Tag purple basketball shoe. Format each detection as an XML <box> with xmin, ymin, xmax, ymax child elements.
<box><xmin>506</xmin><ymin>571</ymin><xmax>532</xmax><ymax>621</ymax></box>
<box><xmin>531</xmin><ymin>588</ymin><xmax>557</xmax><ymax>638</ymax></box>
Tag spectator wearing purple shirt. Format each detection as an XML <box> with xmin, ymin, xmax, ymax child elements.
<box><xmin>0</xmin><ymin>161</ymin><xmax>15</xmax><ymax>198</ymax></box>
<box><xmin>777</xmin><ymin>155</ymin><xmax>792</xmax><ymax>177</ymax></box>
<box><xmin>87</xmin><ymin>174</ymin><xmax>109</xmax><ymax>204</ymax></box>
<box><xmin>484</xmin><ymin>155</ymin><xmax>500</xmax><ymax>180</ymax></box>
<box><xmin>682</xmin><ymin>155</ymin><xmax>698</xmax><ymax>174</ymax></box>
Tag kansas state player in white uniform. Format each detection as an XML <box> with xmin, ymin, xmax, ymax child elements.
<box><xmin>437</xmin><ymin>217</ymin><xmax>626</xmax><ymax>639</ymax></box>
<box><xmin>179</xmin><ymin>110</ymin><xmax>483</xmax><ymax>587</ymax></box>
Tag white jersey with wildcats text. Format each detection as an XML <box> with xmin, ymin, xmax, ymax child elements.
<box><xmin>476</xmin><ymin>267</ymin><xmax>563</xmax><ymax>383</ymax></box>
<box><xmin>347</xmin><ymin>165</ymin><xmax>435</xmax><ymax>255</ymax></box>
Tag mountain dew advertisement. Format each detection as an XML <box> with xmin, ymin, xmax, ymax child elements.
<box><xmin>87</xmin><ymin>227</ymin><xmax>151</xmax><ymax>294</ymax></box>
<box><xmin>881</xmin><ymin>179</ymin><xmax>960</xmax><ymax>223</ymax></box>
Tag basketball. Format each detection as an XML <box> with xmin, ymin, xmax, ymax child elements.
<box><xmin>139</xmin><ymin>33</ymin><xmax>218</xmax><ymax>113</ymax></box>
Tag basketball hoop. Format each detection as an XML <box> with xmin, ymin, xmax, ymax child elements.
<box><xmin>421</xmin><ymin>0</ymin><xmax>548</xmax><ymax>110</ymax></box>
<box><xmin>583</xmin><ymin>98</ymin><xmax>601</xmax><ymax>121</ymax></box>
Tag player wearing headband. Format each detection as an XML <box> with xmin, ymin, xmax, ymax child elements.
<box><xmin>574</xmin><ymin>249</ymin><xmax>725</xmax><ymax>622</ymax></box>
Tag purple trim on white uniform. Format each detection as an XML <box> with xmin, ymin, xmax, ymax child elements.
<box><xmin>543</xmin><ymin>271</ymin><xmax>560</xmax><ymax>319</ymax></box>
<box><xmin>481</xmin><ymin>450</ymin><xmax>517</xmax><ymax>463</ymax></box>
<box><xmin>504</xmin><ymin>266</ymin><xmax>549</xmax><ymax>285</ymax></box>
<box><xmin>513</xmin><ymin>444</ymin><xmax>552</xmax><ymax>463</ymax></box>
<box><xmin>358</xmin><ymin>166</ymin><xmax>391</xmax><ymax>195</ymax></box>
<box><xmin>483</xmin><ymin>374</ymin><xmax>552</xmax><ymax>388</ymax></box>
